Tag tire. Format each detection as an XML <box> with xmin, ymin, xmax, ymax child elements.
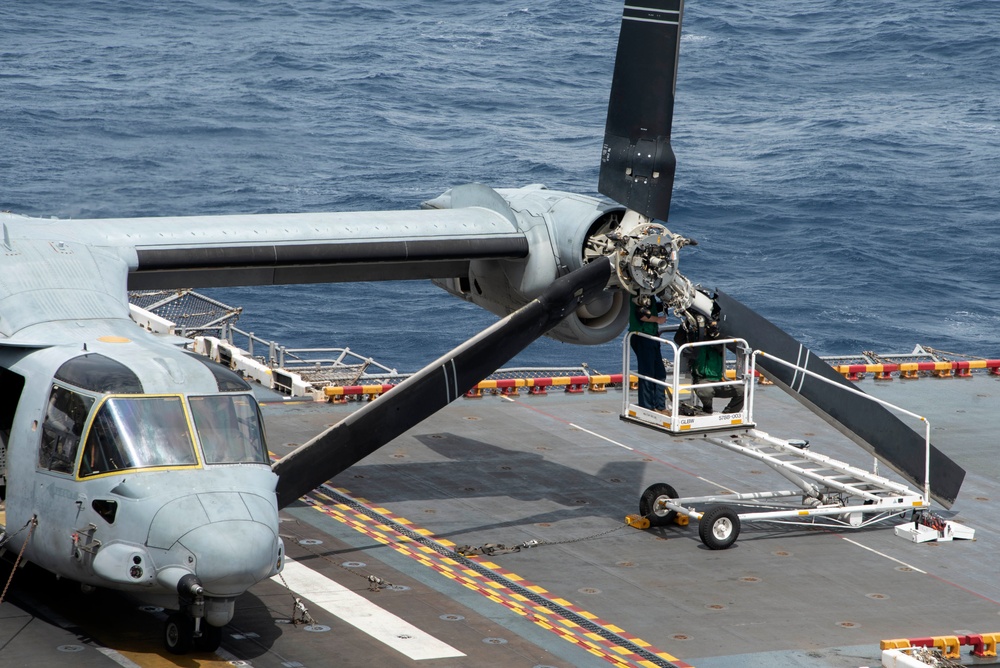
<box><xmin>194</xmin><ymin>623</ymin><xmax>223</xmax><ymax>653</ymax></box>
<box><xmin>698</xmin><ymin>505</ymin><xmax>741</xmax><ymax>550</ymax></box>
<box><xmin>165</xmin><ymin>612</ymin><xmax>194</xmax><ymax>654</ymax></box>
<box><xmin>639</xmin><ymin>483</ymin><xmax>679</xmax><ymax>527</ymax></box>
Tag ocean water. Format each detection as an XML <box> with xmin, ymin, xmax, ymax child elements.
<box><xmin>2</xmin><ymin>0</ymin><xmax>998</xmax><ymax>373</ymax></box>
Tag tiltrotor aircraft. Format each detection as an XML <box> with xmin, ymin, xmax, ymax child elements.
<box><xmin>0</xmin><ymin>0</ymin><xmax>964</xmax><ymax>654</ymax></box>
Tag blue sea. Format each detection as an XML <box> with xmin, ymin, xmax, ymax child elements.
<box><xmin>3</xmin><ymin>0</ymin><xmax>998</xmax><ymax>373</ymax></box>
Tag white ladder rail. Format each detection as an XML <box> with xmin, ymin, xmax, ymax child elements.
<box><xmin>702</xmin><ymin>429</ymin><xmax>916</xmax><ymax>504</ymax></box>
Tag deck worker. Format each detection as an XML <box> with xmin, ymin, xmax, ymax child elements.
<box><xmin>691</xmin><ymin>321</ymin><xmax>744</xmax><ymax>414</ymax></box>
<box><xmin>629</xmin><ymin>294</ymin><xmax>667</xmax><ymax>413</ymax></box>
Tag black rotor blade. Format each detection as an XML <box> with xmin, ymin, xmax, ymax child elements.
<box><xmin>598</xmin><ymin>0</ymin><xmax>683</xmax><ymax>222</ymax></box>
<box><xmin>273</xmin><ymin>257</ymin><xmax>613</xmax><ymax>509</ymax></box>
<box><xmin>714</xmin><ymin>290</ymin><xmax>965</xmax><ymax>508</ymax></box>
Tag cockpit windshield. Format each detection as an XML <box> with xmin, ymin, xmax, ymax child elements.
<box><xmin>80</xmin><ymin>396</ymin><xmax>197</xmax><ymax>477</ymax></box>
<box><xmin>189</xmin><ymin>394</ymin><xmax>268</xmax><ymax>465</ymax></box>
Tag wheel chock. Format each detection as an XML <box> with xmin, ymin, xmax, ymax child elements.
<box><xmin>674</xmin><ymin>514</ymin><xmax>689</xmax><ymax>527</ymax></box>
<box><xmin>933</xmin><ymin>636</ymin><xmax>962</xmax><ymax>660</ymax></box>
<box><xmin>625</xmin><ymin>514</ymin><xmax>650</xmax><ymax>529</ymax></box>
<box><xmin>976</xmin><ymin>632</ymin><xmax>999</xmax><ymax>658</ymax></box>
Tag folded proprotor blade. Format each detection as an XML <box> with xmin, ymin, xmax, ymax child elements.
<box><xmin>714</xmin><ymin>290</ymin><xmax>965</xmax><ymax>508</ymax></box>
<box><xmin>598</xmin><ymin>0</ymin><xmax>684</xmax><ymax>222</ymax></box>
<box><xmin>273</xmin><ymin>257</ymin><xmax>613</xmax><ymax>509</ymax></box>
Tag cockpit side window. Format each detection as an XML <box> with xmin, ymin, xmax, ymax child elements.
<box><xmin>40</xmin><ymin>385</ymin><xmax>94</xmax><ymax>474</ymax></box>
<box><xmin>189</xmin><ymin>394</ymin><xmax>268</xmax><ymax>464</ymax></box>
<box><xmin>79</xmin><ymin>396</ymin><xmax>197</xmax><ymax>477</ymax></box>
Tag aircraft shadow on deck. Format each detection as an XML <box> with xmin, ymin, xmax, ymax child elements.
<box><xmin>320</xmin><ymin>431</ymin><xmax>934</xmax><ymax>548</ymax></box>
<box><xmin>320</xmin><ymin>431</ymin><xmax>649</xmax><ymax>534</ymax></box>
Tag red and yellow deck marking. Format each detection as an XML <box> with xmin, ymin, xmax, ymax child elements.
<box><xmin>833</xmin><ymin>359</ymin><xmax>1000</xmax><ymax>380</ymax></box>
<box><xmin>304</xmin><ymin>486</ymin><xmax>690</xmax><ymax>668</ymax></box>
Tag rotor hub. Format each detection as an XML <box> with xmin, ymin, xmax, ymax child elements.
<box><xmin>615</xmin><ymin>221</ymin><xmax>678</xmax><ymax>295</ymax></box>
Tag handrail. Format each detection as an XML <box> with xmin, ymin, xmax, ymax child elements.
<box><xmin>623</xmin><ymin>331</ymin><xmax>753</xmax><ymax>421</ymax></box>
<box><xmin>753</xmin><ymin>350</ymin><xmax>931</xmax><ymax>504</ymax></box>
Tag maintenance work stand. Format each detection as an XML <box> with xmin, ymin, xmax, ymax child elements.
<box><xmin>620</xmin><ymin>330</ymin><xmax>974</xmax><ymax>550</ymax></box>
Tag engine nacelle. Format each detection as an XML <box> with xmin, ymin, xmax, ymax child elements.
<box><xmin>424</xmin><ymin>183</ymin><xmax>629</xmax><ymax>345</ymax></box>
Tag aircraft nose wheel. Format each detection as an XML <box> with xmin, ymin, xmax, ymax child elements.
<box><xmin>164</xmin><ymin>612</ymin><xmax>223</xmax><ymax>654</ymax></box>
<box><xmin>194</xmin><ymin>622</ymin><xmax>223</xmax><ymax>652</ymax></box>
<box><xmin>165</xmin><ymin>612</ymin><xmax>194</xmax><ymax>654</ymax></box>
<box><xmin>698</xmin><ymin>505</ymin><xmax>740</xmax><ymax>550</ymax></box>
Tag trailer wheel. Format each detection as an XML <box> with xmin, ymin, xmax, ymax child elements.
<box><xmin>639</xmin><ymin>483</ymin><xmax>679</xmax><ymax>527</ymax></box>
<box><xmin>699</xmin><ymin>506</ymin><xmax>740</xmax><ymax>550</ymax></box>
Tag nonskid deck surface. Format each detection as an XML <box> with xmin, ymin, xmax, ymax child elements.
<box><xmin>2</xmin><ymin>376</ymin><xmax>998</xmax><ymax>667</ymax></box>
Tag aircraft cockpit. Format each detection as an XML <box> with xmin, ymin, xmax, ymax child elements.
<box><xmin>38</xmin><ymin>352</ymin><xmax>269</xmax><ymax>481</ymax></box>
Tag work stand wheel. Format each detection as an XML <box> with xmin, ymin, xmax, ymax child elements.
<box><xmin>164</xmin><ymin>612</ymin><xmax>195</xmax><ymax>654</ymax></box>
<box><xmin>639</xmin><ymin>483</ymin><xmax>679</xmax><ymax>527</ymax></box>
<box><xmin>698</xmin><ymin>505</ymin><xmax>741</xmax><ymax>550</ymax></box>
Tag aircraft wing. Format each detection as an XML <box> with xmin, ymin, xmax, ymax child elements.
<box><xmin>0</xmin><ymin>179</ymin><xmax>630</xmax><ymax>347</ymax></box>
<box><xmin>31</xmin><ymin>206</ymin><xmax>528</xmax><ymax>290</ymax></box>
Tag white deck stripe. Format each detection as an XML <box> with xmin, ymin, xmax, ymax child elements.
<box><xmin>273</xmin><ymin>559</ymin><xmax>466</xmax><ymax>660</ymax></box>
<box><xmin>570</xmin><ymin>422</ymin><xmax>737</xmax><ymax>492</ymax></box>
<box><xmin>839</xmin><ymin>537</ymin><xmax>927</xmax><ymax>574</ymax></box>
<box><xmin>570</xmin><ymin>423</ymin><xmax>635</xmax><ymax>451</ymax></box>
<box><xmin>93</xmin><ymin>648</ymin><xmax>142</xmax><ymax>668</ymax></box>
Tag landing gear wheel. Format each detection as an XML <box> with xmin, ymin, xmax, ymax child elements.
<box><xmin>698</xmin><ymin>505</ymin><xmax>740</xmax><ymax>550</ymax></box>
<box><xmin>194</xmin><ymin>623</ymin><xmax>223</xmax><ymax>653</ymax></box>
<box><xmin>639</xmin><ymin>483</ymin><xmax>679</xmax><ymax>527</ymax></box>
<box><xmin>164</xmin><ymin>612</ymin><xmax>195</xmax><ymax>654</ymax></box>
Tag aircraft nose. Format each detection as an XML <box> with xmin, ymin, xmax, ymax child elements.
<box><xmin>147</xmin><ymin>491</ymin><xmax>280</xmax><ymax>597</ymax></box>
<box><xmin>179</xmin><ymin>520</ymin><xmax>278</xmax><ymax>595</ymax></box>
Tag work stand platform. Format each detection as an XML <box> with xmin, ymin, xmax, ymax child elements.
<box><xmin>624</xmin><ymin>402</ymin><xmax>752</xmax><ymax>434</ymax></box>
<box><xmin>620</xmin><ymin>332</ymin><xmax>974</xmax><ymax>549</ymax></box>
<box><xmin>621</xmin><ymin>332</ymin><xmax>756</xmax><ymax>436</ymax></box>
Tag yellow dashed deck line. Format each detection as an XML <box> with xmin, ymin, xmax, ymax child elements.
<box><xmin>304</xmin><ymin>490</ymin><xmax>686</xmax><ymax>668</ymax></box>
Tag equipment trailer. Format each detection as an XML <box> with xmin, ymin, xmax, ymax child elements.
<box><xmin>621</xmin><ymin>331</ymin><xmax>970</xmax><ymax>549</ymax></box>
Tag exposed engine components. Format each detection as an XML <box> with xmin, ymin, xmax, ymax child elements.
<box><xmin>603</xmin><ymin>210</ymin><xmax>684</xmax><ymax>295</ymax></box>
<box><xmin>585</xmin><ymin>209</ymin><xmax>713</xmax><ymax>326</ymax></box>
